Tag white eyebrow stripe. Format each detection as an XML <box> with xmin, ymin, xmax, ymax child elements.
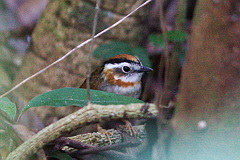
<box><xmin>105</xmin><ymin>62</ymin><xmax>142</xmax><ymax>71</ymax></box>
<box><xmin>105</xmin><ymin>62</ymin><xmax>131</xmax><ymax>69</ymax></box>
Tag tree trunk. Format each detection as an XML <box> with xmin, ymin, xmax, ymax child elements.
<box><xmin>160</xmin><ymin>0</ymin><xmax>240</xmax><ymax>159</ymax></box>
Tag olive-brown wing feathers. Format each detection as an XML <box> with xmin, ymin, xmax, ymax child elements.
<box><xmin>80</xmin><ymin>66</ymin><xmax>104</xmax><ymax>90</ymax></box>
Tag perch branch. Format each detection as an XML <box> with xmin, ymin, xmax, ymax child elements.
<box><xmin>60</xmin><ymin>125</ymin><xmax>145</xmax><ymax>152</ymax></box>
<box><xmin>6</xmin><ymin>103</ymin><xmax>158</xmax><ymax>160</ymax></box>
<box><xmin>55</xmin><ymin>128</ymin><xmax>143</xmax><ymax>159</ymax></box>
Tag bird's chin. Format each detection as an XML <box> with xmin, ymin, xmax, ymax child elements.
<box><xmin>117</xmin><ymin>73</ymin><xmax>143</xmax><ymax>83</ymax></box>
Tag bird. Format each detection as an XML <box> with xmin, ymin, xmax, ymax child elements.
<box><xmin>80</xmin><ymin>54</ymin><xmax>153</xmax><ymax>99</ymax></box>
<box><xmin>79</xmin><ymin>54</ymin><xmax>153</xmax><ymax>137</ymax></box>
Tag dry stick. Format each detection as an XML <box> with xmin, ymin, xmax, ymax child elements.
<box><xmin>61</xmin><ymin>125</ymin><xmax>146</xmax><ymax>149</ymax></box>
<box><xmin>0</xmin><ymin>0</ymin><xmax>152</xmax><ymax>98</ymax></box>
<box><xmin>6</xmin><ymin>103</ymin><xmax>158</xmax><ymax>160</ymax></box>
<box><xmin>86</xmin><ymin>0</ymin><xmax>101</xmax><ymax>104</ymax></box>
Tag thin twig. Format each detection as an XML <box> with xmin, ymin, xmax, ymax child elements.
<box><xmin>0</xmin><ymin>0</ymin><xmax>152</xmax><ymax>98</ymax></box>
<box><xmin>86</xmin><ymin>0</ymin><xmax>101</xmax><ymax>104</ymax></box>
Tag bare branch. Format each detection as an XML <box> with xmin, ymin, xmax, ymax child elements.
<box><xmin>86</xmin><ymin>0</ymin><xmax>101</xmax><ymax>104</ymax></box>
<box><xmin>6</xmin><ymin>103</ymin><xmax>158</xmax><ymax>160</ymax></box>
<box><xmin>60</xmin><ymin>125</ymin><xmax>146</xmax><ymax>152</ymax></box>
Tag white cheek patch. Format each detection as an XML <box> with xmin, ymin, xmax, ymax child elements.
<box><xmin>104</xmin><ymin>62</ymin><xmax>143</xmax><ymax>83</ymax></box>
<box><xmin>114</xmin><ymin>73</ymin><xmax>143</xmax><ymax>82</ymax></box>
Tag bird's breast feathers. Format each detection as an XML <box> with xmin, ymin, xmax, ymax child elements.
<box><xmin>99</xmin><ymin>81</ymin><xmax>141</xmax><ymax>98</ymax></box>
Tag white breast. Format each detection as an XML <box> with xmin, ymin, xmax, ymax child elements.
<box><xmin>99</xmin><ymin>82</ymin><xmax>141</xmax><ymax>99</ymax></box>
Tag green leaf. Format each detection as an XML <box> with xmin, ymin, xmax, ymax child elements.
<box><xmin>22</xmin><ymin>88</ymin><xmax>144</xmax><ymax>113</ymax></box>
<box><xmin>148</xmin><ymin>34</ymin><xmax>165</xmax><ymax>48</ymax></box>
<box><xmin>0</xmin><ymin>65</ymin><xmax>11</xmax><ymax>87</ymax></box>
<box><xmin>0</xmin><ymin>46</ymin><xmax>13</xmax><ymax>63</ymax></box>
<box><xmin>148</xmin><ymin>31</ymin><xmax>187</xmax><ymax>47</ymax></box>
<box><xmin>0</xmin><ymin>97</ymin><xmax>17</xmax><ymax>120</ymax></box>
<box><xmin>92</xmin><ymin>41</ymin><xmax>151</xmax><ymax>67</ymax></box>
<box><xmin>167</xmin><ymin>30</ymin><xmax>187</xmax><ymax>42</ymax></box>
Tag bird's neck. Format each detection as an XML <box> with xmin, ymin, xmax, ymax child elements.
<box><xmin>100</xmin><ymin>69</ymin><xmax>142</xmax><ymax>98</ymax></box>
<box><xmin>102</xmin><ymin>69</ymin><xmax>141</xmax><ymax>88</ymax></box>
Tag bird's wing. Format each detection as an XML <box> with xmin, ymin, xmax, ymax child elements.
<box><xmin>80</xmin><ymin>66</ymin><xmax>104</xmax><ymax>90</ymax></box>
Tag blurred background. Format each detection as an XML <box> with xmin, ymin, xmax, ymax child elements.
<box><xmin>1</xmin><ymin>0</ymin><xmax>240</xmax><ymax>159</ymax></box>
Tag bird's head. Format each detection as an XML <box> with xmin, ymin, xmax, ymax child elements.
<box><xmin>101</xmin><ymin>54</ymin><xmax>153</xmax><ymax>87</ymax></box>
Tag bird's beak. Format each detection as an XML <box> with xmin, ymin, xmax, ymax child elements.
<box><xmin>136</xmin><ymin>66</ymin><xmax>153</xmax><ymax>72</ymax></box>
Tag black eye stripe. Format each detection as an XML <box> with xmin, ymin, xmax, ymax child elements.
<box><xmin>104</xmin><ymin>58</ymin><xmax>140</xmax><ymax>65</ymax></box>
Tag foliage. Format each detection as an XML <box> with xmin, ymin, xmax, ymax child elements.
<box><xmin>22</xmin><ymin>88</ymin><xmax>144</xmax><ymax>113</ymax></box>
<box><xmin>148</xmin><ymin>30</ymin><xmax>187</xmax><ymax>48</ymax></box>
<box><xmin>0</xmin><ymin>33</ymin><xmax>20</xmax><ymax>93</ymax></box>
<box><xmin>0</xmin><ymin>97</ymin><xmax>17</xmax><ymax>120</ymax></box>
<box><xmin>92</xmin><ymin>41</ymin><xmax>152</xmax><ymax>67</ymax></box>
<box><xmin>0</xmin><ymin>87</ymin><xmax>144</xmax><ymax>159</ymax></box>
<box><xmin>0</xmin><ymin>98</ymin><xmax>20</xmax><ymax>160</ymax></box>
<box><xmin>0</xmin><ymin>66</ymin><xmax>11</xmax><ymax>88</ymax></box>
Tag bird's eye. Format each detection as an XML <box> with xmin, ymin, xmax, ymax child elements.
<box><xmin>122</xmin><ymin>66</ymin><xmax>131</xmax><ymax>73</ymax></box>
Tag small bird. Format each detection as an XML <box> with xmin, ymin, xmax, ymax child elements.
<box><xmin>80</xmin><ymin>54</ymin><xmax>153</xmax><ymax>98</ymax></box>
<box><xmin>79</xmin><ymin>54</ymin><xmax>153</xmax><ymax>137</ymax></box>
